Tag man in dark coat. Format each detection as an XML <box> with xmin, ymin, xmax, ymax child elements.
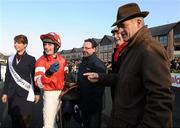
<box><xmin>84</xmin><ymin>3</ymin><xmax>174</xmax><ymax>128</ymax></box>
<box><xmin>110</xmin><ymin>27</ymin><xmax>128</xmax><ymax>101</ymax></box>
<box><xmin>77</xmin><ymin>38</ymin><xmax>106</xmax><ymax>128</ymax></box>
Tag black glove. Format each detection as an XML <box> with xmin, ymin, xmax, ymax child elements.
<box><xmin>45</xmin><ymin>62</ymin><xmax>59</xmax><ymax>77</ymax></box>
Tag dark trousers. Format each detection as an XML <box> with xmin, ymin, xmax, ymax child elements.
<box><xmin>11</xmin><ymin>114</ymin><xmax>31</xmax><ymax>128</ymax></box>
<box><xmin>111</xmin><ymin>87</ymin><xmax>115</xmax><ymax>102</ymax></box>
<box><xmin>81</xmin><ymin>110</ymin><xmax>101</xmax><ymax>128</ymax></box>
<box><xmin>108</xmin><ymin>118</ymin><xmax>136</xmax><ymax>128</ymax></box>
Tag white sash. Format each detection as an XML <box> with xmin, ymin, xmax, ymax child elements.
<box><xmin>8</xmin><ymin>55</ymin><xmax>35</xmax><ymax>102</ymax></box>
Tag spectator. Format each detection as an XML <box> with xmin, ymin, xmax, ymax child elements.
<box><xmin>84</xmin><ymin>3</ymin><xmax>174</xmax><ymax>128</ymax></box>
<box><xmin>110</xmin><ymin>26</ymin><xmax>128</xmax><ymax>101</ymax></box>
<box><xmin>77</xmin><ymin>38</ymin><xmax>106</xmax><ymax>128</ymax></box>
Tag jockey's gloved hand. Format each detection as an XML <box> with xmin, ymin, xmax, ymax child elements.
<box><xmin>49</xmin><ymin>62</ymin><xmax>59</xmax><ymax>72</ymax></box>
<box><xmin>45</xmin><ymin>62</ymin><xmax>59</xmax><ymax>77</ymax></box>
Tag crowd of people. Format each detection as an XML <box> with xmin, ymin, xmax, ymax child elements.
<box><xmin>0</xmin><ymin>2</ymin><xmax>175</xmax><ymax>128</ymax></box>
<box><xmin>171</xmin><ymin>57</ymin><xmax>180</xmax><ymax>73</ymax></box>
<box><xmin>106</xmin><ymin>57</ymin><xmax>180</xmax><ymax>74</ymax></box>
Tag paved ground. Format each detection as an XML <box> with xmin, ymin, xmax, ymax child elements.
<box><xmin>0</xmin><ymin>81</ymin><xmax>180</xmax><ymax>128</ymax></box>
<box><xmin>0</xmin><ymin>81</ymin><xmax>43</xmax><ymax>128</ymax></box>
<box><xmin>0</xmin><ymin>82</ymin><xmax>111</xmax><ymax>128</ymax></box>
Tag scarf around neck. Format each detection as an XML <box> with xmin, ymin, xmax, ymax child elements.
<box><xmin>114</xmin><ymin>42</ymin><xmax>128</xmax><ymax>62</ymax></box>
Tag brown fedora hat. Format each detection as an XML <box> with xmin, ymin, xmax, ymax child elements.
<box><xmin>112</xmin><ymin>3</ymin><xmax>149</xmax><ymax>27</ymax></box>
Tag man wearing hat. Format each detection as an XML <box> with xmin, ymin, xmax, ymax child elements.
<box><xmin>34</xmin><ymin>32</ymin><xmax>68</xmax><ymax>128</ymax></box>
<box><xmin>84</xmin><ymin>3</ymin><xmax>174</xmax><ymax>128</ymax></box>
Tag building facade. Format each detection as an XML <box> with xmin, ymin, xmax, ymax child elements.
<box><xmin>150</xmin><ymin>21</ymin><xmax>180</xmax><ymax>60</ymax></box>
<box><xmin>60</xmin><ymin>21</ymin><xmax>180</xmax><ymax>62</ymax></box>
<box><xmin>96</xmin><ymin>35</ymin><xmax>114</xmax><ymax>62</ymax></box>
<box><xmin>59</xmin><ymin>36</ymin><xmax>115</xmax><ymax>62</ymax></box>
<box><xmin>59</xmin><ymin>48</ymin><xmax>82</xmax><ymax>62</ymax></box>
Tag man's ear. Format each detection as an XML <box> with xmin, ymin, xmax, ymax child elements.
<box><xmin>137</xmin><ymin>18</ymin><xmax>141</xmax><ymax>25</ymax></box>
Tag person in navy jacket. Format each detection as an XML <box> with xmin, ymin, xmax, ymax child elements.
<box><xmin>77</xmin><ymin>38</ymin><xmax>106</xmax><ymax>128</ymax></box>
<box><xmin>1</xmin><ymin>34</ymin><xmax>40</xmax><ymax>128</ymax></box>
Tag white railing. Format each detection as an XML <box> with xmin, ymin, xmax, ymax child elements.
<box><xmin>171</xmin><ymin>73</ymin><xmax>180</xmax><ymax>87</ymax></box>
<box><xmin>0</xmin><ymin>65</ymin><xmax>6</xmax><ymax>82</ymax></box>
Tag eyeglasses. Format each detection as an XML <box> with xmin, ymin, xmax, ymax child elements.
<box><xmin>82</xmin><ymin>47</ymin><xmax>92</xmax><ymax>50</ymax></box>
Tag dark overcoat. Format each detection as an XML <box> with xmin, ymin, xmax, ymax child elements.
<box><xmin>77</xmin><ymin>53</ymin><xmax>106</xmax><ymax>113</ymax></box>
<box><xmin>99</xmin><ymin>26</ymin><xmax>175</xmax><ymax>128</ymax></box>
<box><xmin>3</xmin><ymin>53</ymin><xmax>40</xmax><ymax>116</ymax></box>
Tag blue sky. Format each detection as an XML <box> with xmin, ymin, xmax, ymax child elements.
<box><xmin>0</xmin><ymin>0</ymin><xmax>180</xmax><ymax>58</ymax></box>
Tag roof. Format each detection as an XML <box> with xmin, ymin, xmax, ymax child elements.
<box><xmin>72</xmin><ymin>48</ymin><xmax>82</xmax><ymax>52</ymax></box>
<box><xmin>59</xmin><ymin>49</ymin><xmax>72</xmax><ymax>54</ymax></box>
<box><xmin>100</xmin><ymin>35</ymin><xmax>114</xmax><ymax>45</ymax></box>
<box><xmin>92</xmin><ymin>38</ymin><xmax>102</xmax><ymax>44</ymax></box>
<box><xmin>59</xmin><ymin>47</ymin><xmax>82</xmax><ymax>54</ymax></box>
<box><xmin>149</xmin><ymin>21</ymin><xmax>180</xmax><ymax>36</ymax></box>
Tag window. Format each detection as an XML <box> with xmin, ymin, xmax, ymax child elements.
<box><xmin>99</xmin><ymin>46</ymin><xmax>103</xmax><ymax>52</ymax></box>
<box><xmin>104</xmin><ymin>53</ymin><xmax>108</xmax><ymax>58</ymax></box>
<box><xmin>103</xmin><ymin>45</ymin><xmax>108</xmax><ymax>51</ymax></box>
<box><xmin>100</xmin><ymin>53</ymin><xmax>103</xmax><ymax>60</ymax></box>
<box><xmin>159</xmin><ymin>35</ymin><xmax>168</xmax><ymax>45</ymax></box>
<box><xmin>107</xmin><ymin>44</ymin><xmax>113</xmax><ymax>50</ymax></box>
<box><xmin>108</xmin><ymin>52</ymin><xmax>112</xmax><ymax>60</ymax></box>
<box><xmin>174</xmin><ymin>33</ymin><xmax>180</xmax><ymax>39</ymax></box>
<box><xmin>175</xmin><ymin>46</ymin><xmax>180</xmax><ymax>50</ymax></box>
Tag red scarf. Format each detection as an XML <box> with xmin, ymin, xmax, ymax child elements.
<box><xmin>114</xmin><ymin>42</ymin><xmax>128</xmax><ymax>62</ymax></box>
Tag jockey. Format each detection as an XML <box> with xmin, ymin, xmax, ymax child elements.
<box><xmin>34</xmin><ymin>32</ymin><xmax>68</xmax><ymax>128</ymax></box>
